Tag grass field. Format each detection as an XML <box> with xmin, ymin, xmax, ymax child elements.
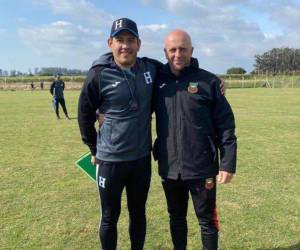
<box><xmin>0</xmin><ymin>89</ymin><xmax>299</xmax><ymax>250</ymax></box>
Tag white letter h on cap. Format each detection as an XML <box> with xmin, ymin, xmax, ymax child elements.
<box><xmin>115</xmin><ymin>20</ymin><xmax>123</xmax><ymax>30</ymax></box>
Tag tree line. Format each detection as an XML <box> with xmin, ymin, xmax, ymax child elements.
<box><xmin>227</xmin><ymin>47</ymin><xmax>300</xmax><ymax>75</ymax></box>
<box><xmin>1</xmin><ymin>47</ymin><xmax>300</xmax><ymax>76</ymax></box>
<box><xmin>0</xmin><ymin>67</ymin><xmax>88</xmax><ymax>77</ymax></box>
<box><xmin>254</xmin><ymin>48</ymin><xmax>300</xmax><ymax>74</ymax></box>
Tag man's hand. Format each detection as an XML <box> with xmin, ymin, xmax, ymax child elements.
<box><xmin>217</xmin><ymin>170</ymin><xmax>234</xmax><ymax>184</ymax></box>
<box><xmin>97</xmin><ymin>112</ymin><xmax>105</xmax><ymax>126</ymax></box>
<box><xmin>91</xmin><ymin>155</ymin><xmax>96</xmax><ymax>165</ymax></box>
<box><xmin>220</xmin><ymin>79</ymin><xmax>226</xmax><ymax>95</ymax></box>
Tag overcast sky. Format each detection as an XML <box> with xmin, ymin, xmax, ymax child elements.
<box><xmin>1</xmin><ymin>0</ymin><xmax>300</xmax><ymax>74</ymax></box>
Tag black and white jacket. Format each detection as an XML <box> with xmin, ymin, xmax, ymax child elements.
<box><xmin>78</xmin><ymin>52</ymin><xmax>161</xmax><ymax>162</ymax></box>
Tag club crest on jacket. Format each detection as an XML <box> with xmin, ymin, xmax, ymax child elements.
<box><xmin>205</xmin><ymin>178</ymin><xmax>215</xmax><ymax>190</ymax></box>
<box><xmin>188</xmin><ymin>82</ymin><xmax>198</xmax><ymax>93</ymax></box>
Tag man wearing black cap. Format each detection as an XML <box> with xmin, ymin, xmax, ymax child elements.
<box><xmin>78</xmin><ymin>17</ymin><xmax>161</xmax><ymax>250</ymax></box>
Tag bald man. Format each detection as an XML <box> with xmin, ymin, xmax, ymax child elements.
<box><xmin>153</xmin><ymin>30</ymin><xmax>237</xmax><ymax>250</ymax></box>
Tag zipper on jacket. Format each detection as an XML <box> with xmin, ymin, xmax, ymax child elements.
<box><xmin>179</xmin><ymin>114</ymin><xmax>183</xmax><ymax>175</ymax></box>
<box><xmin>136</xmin><ymin>76</ymin><xmax>142</xmax><ymax>159</ymax></box>
<box><xmin>175</xmin><ymin>79</ymin><xmax>182</xmax><ymax>175</ymax></box>
<box><xmin>173</xmin><ymin>83</ymin><xmax>178</xmax><ymax>162</ymax></box>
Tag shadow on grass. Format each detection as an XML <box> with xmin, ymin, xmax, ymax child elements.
<box><xmin>257</xmin><ymin>242</ymin><xmax>300</xmax><ymax>250</ymax></box>
<box><xmin>68</xmin><ymin>116</ymin><xmax>77</xmax><ymax>120</ymax></box>
<box><xmin>56</xmin><ymin>116</ymin><xmax>77</xmax><ymax>120</ymax></box>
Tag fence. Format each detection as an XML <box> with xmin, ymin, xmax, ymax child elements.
<box><xmin>0</xmin><ymin>76</ymin><xmax>85</xmax><ymax>90</ymax></box>
<box><xmin>1</xmin><ymin>74</ymin><xmax>300</xmax><ymax>90</ymax></box>
<box><xmin>219</xmin><ymin>74</ymin><xmax>300</xmax><ymax>88</ymax></box>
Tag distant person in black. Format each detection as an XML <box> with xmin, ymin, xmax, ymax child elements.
<box><xmin>50</xmin><ymin>75</ymin><xmax>70</xmax><ymax>120</ymax></box>
<box><xmin>30</xmin><ymin>82</ymin><xmax>34</xmax><ymax>90</ymax></box>
<box><xmin>40</xmin><ymin>81</ymin><xmax>44</xmax><ymax>90</ymax></box>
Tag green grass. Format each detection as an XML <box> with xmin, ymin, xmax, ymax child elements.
<box><xmin>0</xmin><ymin>89</ymin><xmax>299</xmax><ymax>249</ymax></box>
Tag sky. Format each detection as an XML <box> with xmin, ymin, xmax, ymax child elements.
<box><xmin>1</xmin><ymin>0</ymin><xmax>300</xmax><ymax>74</ymax></box>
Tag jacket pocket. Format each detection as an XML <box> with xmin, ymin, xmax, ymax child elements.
<box><xmin>111</xmin><ymin>118</ymin><xmax>138</xmax><ymax>153</ymax></box>
<box><xmin>207</xmin><ymin>136</ymin><xmax>216</xmax><ymax>161</ymax></box>
<box><xmin>98</xmin><ymin>119</ymin><xmax>113</xmax><ymax>152</ymax></box>
<box><xmin>191</xmin><ymin>135</ymin><xmax>214</xmax><ymax>167</ymax></box>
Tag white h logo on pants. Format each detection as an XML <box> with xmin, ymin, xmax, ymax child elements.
<box><xmin>98</xmin><ymin>176</ymin><xmax>106</xmax><ymax>188</ymax></box>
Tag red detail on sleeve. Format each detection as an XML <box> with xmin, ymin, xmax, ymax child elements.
<box><xmin>213</xmin><ymin>206</ymin><xmax>220</xmax><ymax>231</ymax></box>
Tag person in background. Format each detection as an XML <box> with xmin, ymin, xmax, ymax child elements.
<box><xmin>50</xmin><ymin>74</ymin><xmax>70</xmax><ymax>120</ymax></box>
<box><xmin>30</xmin><ymin>82</ymin><xmax>35</xmax><ymax>90</ymax></box>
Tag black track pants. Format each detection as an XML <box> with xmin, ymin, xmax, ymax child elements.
<box><xmin>96</xmin><ymin>155</ymin><xmax>151</xmax><ymax>250</ymax></box>
<box><xmin>53</xmin><ymin>98</ymin><xmax>69</xmax><ymax>117</ymax></box>
<box><xmin>162</xmin><ymin>178</ymin><xmax>219</xmax><ymax>250</ymax></box>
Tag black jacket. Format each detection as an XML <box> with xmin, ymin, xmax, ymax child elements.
<box><xmin>153</xmin><ymin>58</ymin><xmax>237</xmax><ymax>180</ymax></box>
<box><xmin>50</xmin><ymin>80</ymin><xmax>65</xmax><ymax>99</ymax></box>
<box><xmin>78</xmin><ymin>52</ymin><xmax>161</xmax><ymax>162</ymax></box>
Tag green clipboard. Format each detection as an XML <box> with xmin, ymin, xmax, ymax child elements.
<box><xmin>75</xmin><ymin>152</ymin><xmax>96</xmax><ymax>182</ymax></box>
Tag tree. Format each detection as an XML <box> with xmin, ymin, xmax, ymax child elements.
<box><xmin>254</xmin><ymin>47</ymin><xmax>300</xmax><ymax>74</ymax></box>
<box><xmin>227</xmin><ymin>67</ymin><xmax>246</xmax><ymax>74</ymax></box>
<box><xmin>28</xmin><ymin>68</ymin><xmax>33</xmax><ymax>76</ymax></box>
<box><xmin>34</xmin><ymin>67</ymin><xmax>39</xmax><ymax>75</ymax></box>
<box><xmin>10</xmin><ymin>70</ymin><xmax>17</xmax><ymax>77</ymax></box>
<box><xmin>38</xmin><ymin>67</ymin><xmax>87</xmax><ymax>76</ymax></box>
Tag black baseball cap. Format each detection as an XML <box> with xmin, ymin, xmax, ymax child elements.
<box><xmin>110</xmin><ymin>18</ymin><xmax>139</xmax><ymax>38</ymax></box>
